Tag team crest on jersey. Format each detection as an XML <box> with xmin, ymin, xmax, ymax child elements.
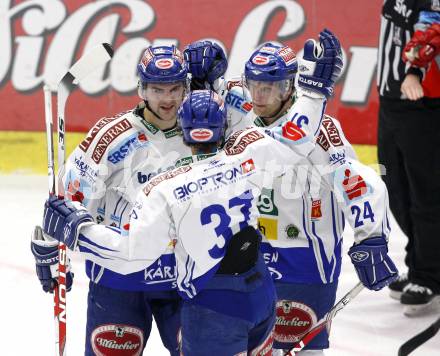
<box><xmin>274</xmin><ymin>301</ymin><xmax>317</xmax><ymax>343</ymax></box>
<box><xmin>91</xmin><ymin>324</ymin><xmax>143</xmax><ymax>356</ymax></box>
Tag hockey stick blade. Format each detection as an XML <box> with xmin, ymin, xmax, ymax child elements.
<box><xmin>287</xmin><ymin>282</ymin><xmax>364</xmax><ymax>356</ymax></box>
<box><xmin>57</xmin><ymin>43</ymin><xmax>113</xmax><ymax>195</ymax></box>
<box><xmin>398</xmin><ymin>316</ymin><xmax>440</xmax><ymax>356</ymax></box>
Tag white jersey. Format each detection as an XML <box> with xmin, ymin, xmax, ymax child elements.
<box><xmin>63</xmin><ymin>102</ymin><xmax>192</xmax><ymax>291</ymax></box>
<box><xmin>233</xmin><ymin>110</ymin><xmax>391</xmax><ymax>284</ymax></box>
<box><xmin>73</xmin><ymin>94</ymin><xmax>328</xmax><ymax>298</ymax></box>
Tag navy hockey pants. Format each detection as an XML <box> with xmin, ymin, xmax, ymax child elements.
<box><xmin>180</xmin><ymin>255</ymin><xmax>276</xmax><ymax>355</ymax></box>
<box><xmin>84</xmin><ymin>282</ymin><xmax>181</xmax><ymax>356</ymax></box>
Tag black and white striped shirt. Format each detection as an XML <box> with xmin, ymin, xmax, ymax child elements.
<box><xmin>377</xmin><ymin>0</ymin><xmax>435</xmax><ymax>98</ymax></box>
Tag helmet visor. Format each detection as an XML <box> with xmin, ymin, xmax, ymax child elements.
<box><xmin>138</xmin><ymin>81</ymin><xmax>187</xmax><ymax>102</ymax></box>
<box><xmin>245</xmin><ymin>78</ymin><xmax>292</xmax><ymax>105</ymax></box>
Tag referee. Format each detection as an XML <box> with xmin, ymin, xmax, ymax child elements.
<box><xmin>377</xmin><ymin>0</ymin><xmax>440</xmax><ymax>315</ymax></box>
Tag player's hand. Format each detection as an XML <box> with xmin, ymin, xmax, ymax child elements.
<box><xmin>30</xmin><ymin>225</ymin><xmax>74</xmax><ymax>293</ymax></box>
<box><xmin>297</xmin><ymin>28</ymin><xmax>343</xmax><ymax>98</ymax></box>
<box><xmin>184</xmin><ymin>40</ymin><xmax>227</xmax><ymax>90</ymax></box>
<box><xmin>43</xmin><ymin>195</ymin><xmax>94</xmax><ymax>250</ymax></box>
<box><xmin>401</xmin><ymin>74</ymin><xmax>424</xmax><ymax>101</ymax></box>
<box><xmin>348</xmin><ymin>237</ymin><xmax>398</xmax><ymax>291</ymax></box>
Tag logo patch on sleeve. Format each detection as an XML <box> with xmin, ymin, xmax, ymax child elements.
<box><xmin>91</xmin><ymin>119</ymin><xmax>133</xmax><ymax>163</ymax></box>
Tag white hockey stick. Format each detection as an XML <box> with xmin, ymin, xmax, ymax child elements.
<box><xmin>43</xmin><ymin>85</ymin><xmax>55</xmax><ymax>195</ymax></box>
<box><xmin>286</xmin><ymin>282</ymin><xmax>364</xmax><ymax>356</ymax></box>
<box><xmin>50</xmin><ymin>43</ymin><xmax>113</xmax><ymax>356</ymax></box>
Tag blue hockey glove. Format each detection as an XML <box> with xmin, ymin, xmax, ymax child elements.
<box><xmin>31</xmin><ymin>225</ymin><xmax>74</xmax><ymax>293</ymax></box>
<box><xmin>348</xmin><ymin>237</ymin><xmax>398</xmax><ymax>291</ymax></box>
<box><xmin>43</xmin><ymin>195</ymin><xmax>93</xmax><ymax>250</ymax></box>
<box><xmin>184</xmin><ymin>40</ymin><xmax>228</xmax><ymax>90</ymax></box>
<box><xmin>297</xmin><ymin>28</ymin><xmax>343</xmax><ymax>98</ymax></box>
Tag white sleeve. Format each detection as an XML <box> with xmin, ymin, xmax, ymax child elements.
<box><xmin>76</xmin><ymin>187</ymin><xmax>173</xmax><ymax>274</ymax></box>
<box><xmin>61</xmin><ymin>125</ymin><xmax>112</xmax><ymax>215</ymax></box>
<box><xmin>309</xmin><ymin>118</ymin><xmax>391</xmax><ymax>244</ymax></box>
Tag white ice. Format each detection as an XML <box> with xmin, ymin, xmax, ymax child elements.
<box><xmin>1</xmin><ymin>175</ymin><xmax>439</xmax><ymax>356</ymax></box>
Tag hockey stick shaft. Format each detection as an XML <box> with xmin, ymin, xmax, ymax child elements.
<box><xmin>398</xmin><ymin>316</ymin><xmax>440</xmax><ymax>356</ymax></box>
<box><xmin>43</xmin><ymin>85</ymin><xmax>55</xmax><ymax>195</ymax></box>
<box><xmin>43</xmin><ymin>84</ymin><xmax>62</xmax><ymax>356</ymax></box>
<box><xmin>286</xmin><ymin>282</ymin><xmax>364</xmax><ymax>356</ymax></box>
<box><xmin>53</xmin><ymin>43</ymin><xmax>113</xmax><ymax>356</ymax></box>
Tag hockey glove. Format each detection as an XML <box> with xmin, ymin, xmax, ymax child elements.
<box><xmin>297</xmin><ymin>28</ymin><xmax>343</xmax><ymax>98</ymax></box>
<box><xmin>348</xmin><ymin>236</ymin><xmax>398</xmax><ymax>291</ymax></box>
<box><xmin>31</xmin><ymin>225</ymin><xmax>73</xmax><ymax>293</ymax></box>
<box><xmin>403</xmin><ymin>24</ymin><xmax>440</xmax><ymax>67</ymax></box>
<box><xmin>43</xmin><ymin>195</ymin><xmax>94</xmax><ymax>250</ymax></box>
<box><xmin>184</xmin><ymin>40</ymin><xmax>228</xmax><ymax>90</ymax></box>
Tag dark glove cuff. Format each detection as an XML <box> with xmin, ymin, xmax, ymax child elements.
<box><xmin>407</xmin><ymin>67</ymin><xmax>424</xmax><ymax>81</ymax></box>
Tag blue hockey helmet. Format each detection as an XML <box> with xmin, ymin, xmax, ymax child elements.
<box><xmin>184</xmin><ymin>40</ymin><xmax>228</xmax><ymax>86</ymax></box>
<box><xmin>244</xmin><ymin>42</ymin><xmax>297</xmax><ymax>82</ymax></box>
<box><xmin>137</xmin><ymin>45</ymin><xmax>188</xmax><ymax>84</ymax></box>
<box><xmin>178</xmin><ymin>90</ymin><xmax>227</xmax><ymax>145</ymax></box>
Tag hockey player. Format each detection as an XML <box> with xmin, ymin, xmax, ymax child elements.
<box><xmin>38</xmin><ymin>34</ymin><xmax>338</xmax><ymax>353</ymax></box>
<box><xmin>41</xmin><ymin>86</ymin><xmax>397</xmax><ymax>356</ymax></box>
<box><xmin>184</xmin><ymin>36</ymin><xmax>399</xmax><ymax>355</ymax></box>
<box><xmin>244</xmin><ymin>42</ymin><xmax>398</xmax><ymax>355</ymax></box>
<box><xmin>31</xmin><ymin>45</ymin><xmax>193</xmax><ymax>355</ymax></box>
<box><xmin>39</xmin><ymin>84</ymin><xmax>327</xmax><ymax>355</ymax></box>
